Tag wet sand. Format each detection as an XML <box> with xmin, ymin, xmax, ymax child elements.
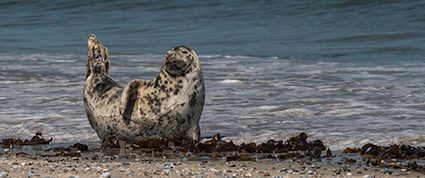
<box><xmin>1</xmin><ymin>149</ymin><xmax>425</xmax><ymax>178</ymax></box>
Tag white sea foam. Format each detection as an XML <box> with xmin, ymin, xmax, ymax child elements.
<box><xmin>219</xmin><ymin>79</ymin><xmax>242</xmax><ymax>84</ymax></box>
<box><xmin>273</xmin><ymin>108</ymin><xmax>314</xmax><ymax>116</ymax></box>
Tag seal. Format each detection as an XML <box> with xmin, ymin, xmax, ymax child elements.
<box><xmin>83</xmin><ymin>34</ymin><xmax>205</xmax><ymax>143</ymax></box>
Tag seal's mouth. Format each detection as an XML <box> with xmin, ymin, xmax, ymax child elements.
<box><xmin>87</xmin><ymin>34</ymin><xmax>97</xmax><ymax>48</ymax></box>
<box><xmin>165</xmin><ymin>57</ymin><xmax>188</xmax><ymax>72</ymax></box>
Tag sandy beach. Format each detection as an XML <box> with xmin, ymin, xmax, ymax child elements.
<box><xmin>1</xmin><ymin>148</ymin><xmax>425</xmax><ymax>178</ymax></box>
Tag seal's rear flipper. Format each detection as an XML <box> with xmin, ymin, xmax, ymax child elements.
<box><xmin>120</xmin><ymin>79</ymin><xmax>148</xmax><ymax>120</ymax></box>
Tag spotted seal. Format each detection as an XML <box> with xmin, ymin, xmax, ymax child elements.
<box><xmin>83</xmin><ymin>34</ymin><xmax>205</xmax><ymax>143</ymax></box>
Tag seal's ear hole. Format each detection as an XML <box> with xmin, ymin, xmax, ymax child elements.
<box><xmin>105</xmin><ymin>60</ymin><xmax>110</xmax><ymax>74</ymax></box>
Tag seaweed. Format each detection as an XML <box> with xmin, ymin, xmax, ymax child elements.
<box><xmin>1</xmin><ymin>132</ymin><xmax>52</xmax><ymax>146</ymax></box>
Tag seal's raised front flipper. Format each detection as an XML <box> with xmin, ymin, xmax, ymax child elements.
<box><xmin>104</xmin><ymin>47</ymin><xmax>110</xmax><ymax>74</ymax></box>
<box><xmin>105</xmin><ymin>59</ymin><xmax>110</xmax><ymax>74</ymax></box>
<box><xmin>120</xmin><ymin>79</ymin><xmax>148</xmax><ymax>124</ymax></box>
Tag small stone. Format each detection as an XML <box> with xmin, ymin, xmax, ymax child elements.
<box><xmin>237</xmin><ymin>168</ymin><xmax>244</xmax><ymax>172</ymax></box>
<box><xmin>1</xmin><ymin>172</ymin><xmax>8</xmax><ymax>178</ymax></box>
<box><xmin>346</xmin><ymin>172</ymin><xmax>352</xmax><ymax>176</ymax></box>
<box><xmin>100</xmin><ymin>172</ymin><xmax>112</xmax><ymax>178</ymax></box>
<box><xmin>261</xmin><ymin>172</ymin><xmax>270</xmax><ymax>177</ymax></box>
<box><xmin>92</xmin><ymin>155</ymin><xmax>99</xmax><ymax>160</ymax></box>
<box><xmin>28</xmin><ymin>170</ymin><xmax>38</xmax><ymax>176</ymax></box>
<box><xmin>383</xmin><ymin>170</ymin><xmax>393</xmax><ymax>175</ymax></box>
<box><xmin>333</xmin><ymin>169</ymin><xmax>341</xmax><ymax>174</ymax></box>
<box><xmin>84</xmin><ymin>167</ymin><xmax>91</xmax><ymax>171</ymax></box>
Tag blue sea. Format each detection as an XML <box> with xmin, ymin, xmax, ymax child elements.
<box><xmin>1</xmin><ymin>0</ymin><xmax>425</xmax><ymax>150</ymax></box>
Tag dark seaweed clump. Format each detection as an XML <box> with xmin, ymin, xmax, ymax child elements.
<box><xmin>1</xmin><ymin>132</ymin><xmax>89</xmax><ymax>158</ymax></box>
<box><xmin>1</xmin><ymin>132</ymin><xmax>52</xmax><ymax>146</ymax></box>
<box><xmin>344</xmin><ymin>143</ymin><xmax>425</xmax><ymax>172</ymax></box>
<box><xmin>125</xmin><ymin>132</ymin><xmax>326</xmax><ymax>153</ymax></box>
<box><xmin>101</xmin><ymin>132</ymin><xmax>329</xmax><ymax>162</ymax></box>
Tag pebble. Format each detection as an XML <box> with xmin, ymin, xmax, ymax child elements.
<box><xmin>307</xmin><ymin>170</ymin><xmax>315</xmax><ymax>174</ymax></box>
<box><xmin>245</xmin><ymin>171</ymin><xmax>253</xmax><ymax>177</ymax></box>
<box><xmin>100</xmin><ymin>172</ymin><xmax>112</xmax><ymax>178</ymax></box>
<box><xmin>20</xmin><ymin>161</ymin><xmax>28</xmax><ymax>166</ymax></box>
<box><xmin>237</xmin><ymin>168</ymin><xmax>245</xmax><ymax>172</ymax></box>
<box><xmin>332</xmin><ymin>169</ymin><xmax>341</xmax><ymax>174</ymax></box>
<box><xmin>261</xmin><ymin>172</ymin><xmax>270</xmax><ymax>177</ymax></box>
<box><xmin>0</xmin><ymin>172</ymin><xmax>8</xmax><ymax>178</ymax></box>
<box><xmin>383</xmin><ymin>170</ymin><xmax>393</xmax><ymax>175</ymax></box>
<box><xmin>28</xmin><ymin>170</ymin><xmax>37</xmax><ymax>176</ymax></box>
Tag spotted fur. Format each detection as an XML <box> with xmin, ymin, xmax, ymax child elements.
<box><xmin>83</xmin><ymin>34</ymin><xmax>205</xmax><ymax>143</ymax></box>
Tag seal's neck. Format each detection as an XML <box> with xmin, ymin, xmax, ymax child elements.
<box><xmin>89</xmin><ymin>56</ymin><xmax>107</xmax><ymax>75</ymax></box>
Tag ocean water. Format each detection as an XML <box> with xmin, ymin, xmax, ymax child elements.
<box><xmin>1</xmin><ymin>1</ymin><xmax>425</xmax><ymax>150</ymax></box>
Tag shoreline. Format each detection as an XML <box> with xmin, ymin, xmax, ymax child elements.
<box><xmin>1</xmin><ymin>149</ymin><xmax>425</xmax><ymax>178</ymax></box>
<box><xmin>2</xmin><ymin>133</ymin><xmax>425</xmax><ymax>177</ymax></box>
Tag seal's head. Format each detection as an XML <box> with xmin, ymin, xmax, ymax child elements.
<box><xmin>88</xmin><ymin>34</ymin><xmax>108</xmax><ymax>59</ymax></box>
<box><xmin>86</xmin><ymin>34</ymin><xmax>110</xmax><ymax>78</ymax></box>
<box><xmin>162</xmin><ymin>46</ymin><xmax>198</xmax><ymax>76</ymax></box>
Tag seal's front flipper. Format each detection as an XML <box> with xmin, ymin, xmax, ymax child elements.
<box><xmin>105</xmin><ymin>59</ymin><xmax>110</xmax><ymax>74</ymax></box>
<box><xmin>120</xmin><ymin>79</ymin><xmax>147</xmax><ymax>123</ymax></box>
<box><xmin>104</xmin><ymin>47</ymin><xmax>110</xmax><ymax>74</ymax></box>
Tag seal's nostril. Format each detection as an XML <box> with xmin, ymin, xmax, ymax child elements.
<box><xmin>182</xmin><ymin>51</ymin><xmax>188</xmax><ymax>54</ymax></box>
